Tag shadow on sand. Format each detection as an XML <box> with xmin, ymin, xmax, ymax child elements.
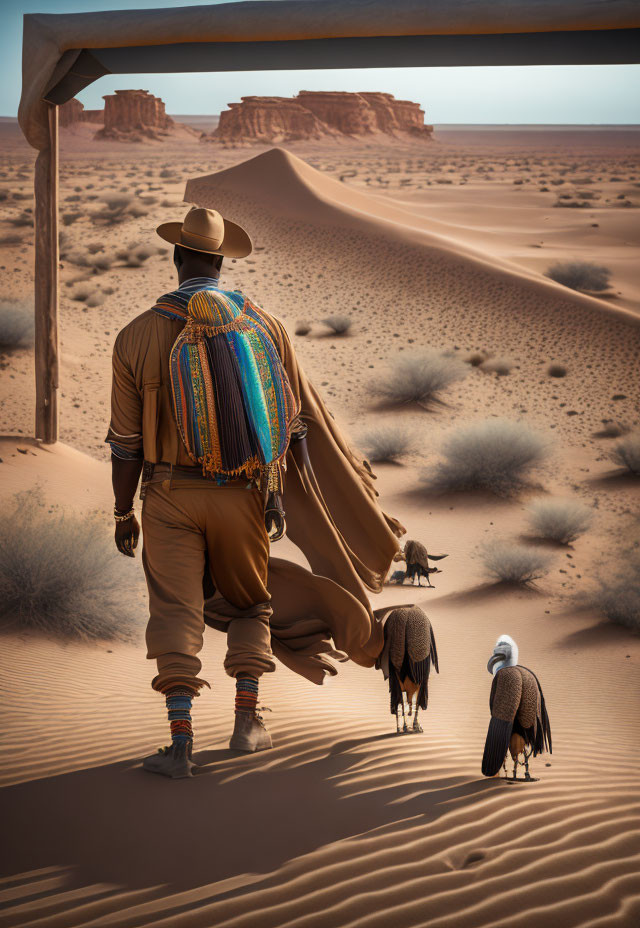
<box><xmin>0</xmin><ymin>736</ymin><xmax>495</xmax><ymax>904</ymax></box>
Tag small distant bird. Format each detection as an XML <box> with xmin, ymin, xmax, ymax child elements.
<box><xmin>377</xmin><ymin>606</ymin><xmax>439</xmax><ymax>733</ymax></box>
<box><xmin>482</xmin><ymin>634</ymin><xmax>552</xmax><ymax>780</ymax></box>
<box><xmin>393</xmin><ymin>539</ymin><xmax>448</xmax><ymax>588</ymax></box>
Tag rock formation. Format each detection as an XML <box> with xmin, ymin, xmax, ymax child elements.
<box><xmin>59</xmin><ymin>99</ymin><xmax>104</xmax><ymax>128</ymax></box>
<box><xmin>215</xmin><ymin>96</ymin><xmax>335</xmax><ymax>144</ymax></box>
<box><xmin>95</xmin><ymin>90</ymin><xmax>175</xmax><ymax>141</ymax></box>
<box><xmin>210</xmin><ymin>91</ymin><xmax>432</xmax><ymax>144</ymax></box>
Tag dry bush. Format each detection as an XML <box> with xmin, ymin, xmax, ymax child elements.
<box><xmin>0</xmin><ymin>233</ymin><xmax>27</xmax><ymax>246</ymax></box>
<box><xmin>480</xmin><ymin>540</ymin><xmax>552</xmax><ymax>584</ymax></box>
<box><xmin>361</xmin><ymin>426</ymin><xmax>414</xmax><ymax>463</ymax></box>
<box><xmin>465</xmin><ymin>350</ymin><xmax>490</xmax><ymax>367</ymax></box>
<box><xmin>376</xmin><ymin>351</ymin><xmax>468</xmax><ymax>408</ymax></box>
<box><xmin>0</xmin><ymin>299</ymin><xmax>34</xmax><ymax>350</ymax></box>
<box><xmin>427</xmin><ymin>419</ymin><xmax>547</xmax><ymax>496</ymax></box>
<box><xmin>9</xmin><ymin>210</ymin><xmax>33</xmax><ymax>228</ymax></box>
<box><xmin>548</xmin><ymin>363</ymin><xmax>567</xmax><ymax>378</ymax></box>
<box><xmin>116</xmin><ymin>243</ymin><xmax>156</xmax><ymax>267</ymax></box>
<box><xmin>295</xmin><ymin>321</ymin><xmax>311</xmax><ymax>336</ymax></box>
<box><xmin>91</xmin><ymin>195</ymin><xmax>149</xmax><ymax>225</ymax></box>
<box><xmin>546</xmin><ymin>261</ymin><xmax>611</xmax><ymax>291</ymax></box>
<box><xmin>592</xmin><ymin>536</ymin><xmax>640</xmax><ymax>632</ymax></box>
<box><xmin>70</xmin><ymin>284</ymin><xmax>104</xmax><ymax>306</ymax></box>
<box><xmin>480</xmin><ymin>357</ymin><xmax>513</xmax><ymax>376</ymax></box>
<box><xmin>61</xmin><ymin>212</ymin><xmax>81</xmax><ymax>226</ymax></box>
<box><xmin>594</xmin><ymin>420</ymin><xmax>629</xmax><ymax>439</ymax></box>
<box><xmin>610</xmin><ymin>433</ymin><xmax>640</xmax><ymax>475</ymax></box>
<box><xmin>527</xmin><ymin>498</ymin><xmax>593</xmax><ymax>544</ymax></box>
<box><xmin>0</xmin><ymin>492</ymin><xmax>140</xmax><ymax>641</ymax></box>
<box><xmin>321</xmin><ymin>315</ymin><xmax>353</xmax><ymax>336</ymax></box>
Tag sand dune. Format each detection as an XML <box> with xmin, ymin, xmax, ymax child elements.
<box><xmin>1</xmin><ymin>437</ymin><xmax>639</xmax><ymax>928</ymax></box>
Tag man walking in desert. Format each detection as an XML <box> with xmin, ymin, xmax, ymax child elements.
<box><xmin>107</xmin><ymin>204</ymin><xmax>406</xmax><ymax>780</ymax></box>
<box><xmin>106</xmin><ymin>206</ymin><xmax>305</xmax><ymax>777</ymax></box>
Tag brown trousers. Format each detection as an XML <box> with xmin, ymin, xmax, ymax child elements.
<box><xmin>141</xmin><ymin>482</ymin><xmax>275</xmax><ymax>693</ymax></box>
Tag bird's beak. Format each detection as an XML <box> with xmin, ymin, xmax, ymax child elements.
<box><xmin>487</xmin><ymin>650</ymin><xmax>507</xmax><ymax>674</ymax></box>
<box><xmin>392</xmin><ymin>552</ymin><xmax>405</xmax><ymax>562</ymax></box>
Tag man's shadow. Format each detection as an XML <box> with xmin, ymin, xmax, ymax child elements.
<box><xmin>1</xmin><ymin>735</ymin><xmax>493</xmax><ymax>900</ymax></box>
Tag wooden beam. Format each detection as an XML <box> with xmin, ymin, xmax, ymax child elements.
<box><xmin>34</xmin><ymin>103</ymin><xmax>59</xmax><ymax>443</ymax></box>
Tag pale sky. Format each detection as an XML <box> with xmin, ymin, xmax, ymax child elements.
<box><xmin>3</xmin><ymin>0</ymin><xmax>640</xmax><ymax>123</ymax></box>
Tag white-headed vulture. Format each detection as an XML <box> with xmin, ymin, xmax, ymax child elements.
<box><xmin>482</xmin><ymin>635</ymin><xmax>552</xmax><ymax>779</ymax></box>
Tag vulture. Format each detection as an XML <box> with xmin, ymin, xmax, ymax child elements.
<box><xmin>376</xmin><ymin>606</ymin><xmax>439</xmax><ymax>733</ymax></box>
<box><xmin>393</xmin><ymin>539</ymin><xmax>448</xmax><ymax>588</ymax></box>
<box><xmin>482</xmin><ymin>634</ymin><xmax>552</xmax><ymax>780</ymax></box>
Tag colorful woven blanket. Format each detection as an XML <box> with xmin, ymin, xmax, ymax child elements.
<box><xmin>157</xmin><ymin>287</ymin><xmax>298</xmax><ymax>486</ymax></box>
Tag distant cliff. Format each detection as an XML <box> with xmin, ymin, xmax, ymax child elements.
<box><xmin>210</xmin><ymin>91</ymin><xmax>433</xmax><ymax>144</ymax></box>
<box><xmin>96</xmin><ymin>90</ymin><xmax>175</xmax><ymax>141</ymax></box>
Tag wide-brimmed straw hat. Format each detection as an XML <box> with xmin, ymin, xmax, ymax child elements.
<box><xmin>156</xmin><ymin>206</ymin><xmax>252</xmax><ymax>258</ymax></box>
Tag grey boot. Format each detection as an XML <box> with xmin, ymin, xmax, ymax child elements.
<box><xmin>142</xmin><ymin>740</ymin><xmax>196</xmax><ymax>778</ymax></box>
<box><xmin>229</xmin><ymin>709</ymin><xmax>273</xmax><ymax>752</ymax></box>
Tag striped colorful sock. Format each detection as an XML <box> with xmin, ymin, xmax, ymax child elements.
<box><xmin>235</xmin><ymin>675</ymin><xmax>259</xmax><ymax>714</ymax></box>
<box><xmin>166</xmin><ymin>688</ymin><xmax>194</xmax><ymax>745</ymax></box>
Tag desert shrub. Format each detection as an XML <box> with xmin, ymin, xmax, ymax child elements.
<box><xmin>295</xmin><ymin>321</ymin><xmax>311</xmax><ymax>336</ymax></box>
<box><xmin>0</xmin><ymin>233</ymin><xmax>27</xmax><ymax>246</ymax></box>
<box><xmin>0</xmin><ymin>299</ymin><xmax>34</xmax><ymax>350</ymax></box>
<box><xmin>321</xmin><ymin>315</ymin><xmax>352</xmax><ymax>336</ymax></box>
<box><xmin>592</xmin><ymin>538</ymin><xmax>640</xmax><ymax>632</ymax></box>
<box><xmin>527</xmin><ymin>498</ymin><xmax>593</xmax><ymax>544</ymax></box>
<box><xmin>9</xmin><ymin>210</ymin><xmax>33</xmax><ymax>228</ymax></box>
<box><xmin>92</xmin><ymin>195</ymin><xmax>149</xmax><ymax>225</ymax></box>
<box><xmin>547</xmin><ymin>363</ymin><xmax>567</xmax><ymax>378</ymax></box>
<box><xmin>610</xmin><ymin>433</ymin><xmax>640</xmax><ymax>475</ymax></box>
<box><xmin>376</xmin><ymin>351</ymin><xmax>468</xmax><ymax>408</ymax></box>
<box><xmin>61</xmin><ymin>212</ymin><xmax>81</xmax><ymax>226</ymax></box>
<box><xmin>594</xmin><ymin>420</ymin><xmax>629</xmax><ymax>439</ymax></box>
<box><xmin>0</xmin><ymin>492</ymin><xmax>139</xmax><ymax>641</ymax></box>
<box><xmin>70</xmin><ymin>284</ymin><xmax>103</xmax><ymax>306</ymax></box>
<box><xmin>116</xmin><ymin>244</ymin><xmax>155</xmax><ymax>267</ymax></box>
<box><xmin>480</xmin><ymin>357</ymin><xmax>513</xmax><ymax>376</ymax></box>
<box><xmin>426</xmin><ymin>419</ymin><xmax>547</xmax><ymax>496</ymax></box>
<box><xmin>361</xmin><ymin>426</ymin><xmax>414</xmax><ymax>463</ymax></box>
<box><xmin>465</xmin><ymin>351</ymin><xmax>490</xmax><ymax>367</ymax></box>
<box><xmin>545</xmin><ymin>261</ymin><xmax>611</xmax><ymax>292</ymax></box>
<box><xmin>480</xmin><ymin>540</ymin><xmax>552</xmax><ymax>584</ymax></box>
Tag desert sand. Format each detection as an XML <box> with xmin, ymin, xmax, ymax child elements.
<box><xmin>0</xmin><ymin>122</ymin><xmax>639</xmax><ymax>927</ymax></box>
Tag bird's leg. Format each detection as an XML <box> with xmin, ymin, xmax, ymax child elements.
<box><xmin>523</xmin><ymin>748</ymin><xmax>532</xmax><ymax>781</ymax></box>
<box><xmin>401</xmin><ymin>695</ymin><xmax>408</xmax><ymax>733</ymax></box>
<box><xmin>512</xmin><ymin>754</ymin><xmax>518</xmax><ymax>779</ymax></box>
<box><xmin>502</xmin><ymin>757</ymin><xmax>508</xmax><ymax>778</ymax></box>
<box><xmin>395</xmin><ymin>703</ymin><xmax>402</xmax><ymax>734</ymax></box>
<box><xmin>412</xmin><ymin>704</ymin><xmax>423</xmax><ymax>733</ymax></box>
<box><xmin>406</xmin><ymin>691</ymin><xmax>412</xmax><ymax>716</ymax></box>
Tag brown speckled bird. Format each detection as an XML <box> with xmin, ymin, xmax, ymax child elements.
<box><xmin>377</xmin><ymin>606</ymin><xmax>439</xmax><ymax>734</ymax></box>
<box><xmin>482</xmin><ymin>635</ymin><xmax>552</xmax><ymax>780</ymax></box>
<box><xmin>393</xmin><ymin>540</ymin><xmax>448</xmax><ymax>588</ymax></box>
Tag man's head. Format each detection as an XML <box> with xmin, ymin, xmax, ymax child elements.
<box><xmin>173</xmin><ymin>243</ymin><xmax>223</xmax><ymax>283</ymax></box>
<box><xmin>157</xmin><ymin>206</ymin><xmax>252</xmax><ymax>285</ymax></box>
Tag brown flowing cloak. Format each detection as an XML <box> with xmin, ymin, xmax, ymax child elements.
<box><xmin>203</xmin><ymin>308</ymin><xmax>406</xmax><ymax>683</ymax></box>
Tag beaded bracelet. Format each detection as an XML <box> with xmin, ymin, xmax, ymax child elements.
<box><xmin>114</xmin><ymin>507</ymin><xmax>135</xmax><ymax>523</ymax></box>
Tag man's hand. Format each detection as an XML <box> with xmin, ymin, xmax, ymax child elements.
<box><xmin>115</xmin><ymin>515</ymin><xmax>140</xmax><ymax>557</ymax></box>
<box><xmin>265</xmin><ymin>491</ymin><xmax>286</xmax><ymax>542</ymax></box>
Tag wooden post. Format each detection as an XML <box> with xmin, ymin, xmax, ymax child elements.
<box><xmin>34</xmin><ymin>103</ymin><xmax>59</xmax><ymax>443</ymax></box>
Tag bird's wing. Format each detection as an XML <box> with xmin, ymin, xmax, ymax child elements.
<box><xmin>519</xmin><ymin>665</ymin><xmax>552</xmax><ymax>755</ymax></box>
<box><xmin>482</xmin><ymin>667</ymin><xmax>523</xmax><ymax>776</ymax></box>
<box><xmin>430</xmin><ymin>621</ymin><xmax>439</xmax><ymax>674</ymax></box>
